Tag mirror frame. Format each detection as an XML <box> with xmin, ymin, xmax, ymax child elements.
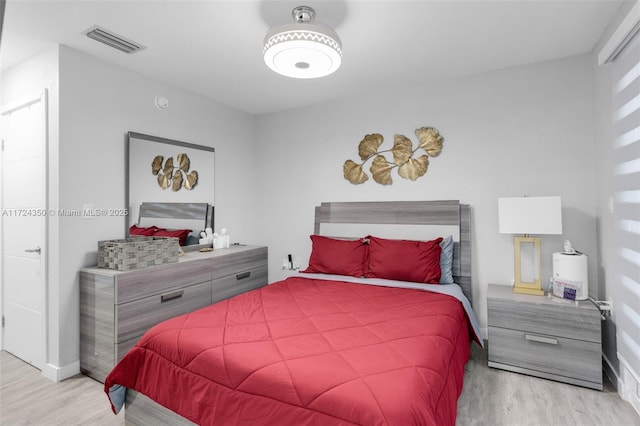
<box><xmin>125</xmin><ymin>131</ymin><xmax>215</xmax><ymax>238</ymax></box>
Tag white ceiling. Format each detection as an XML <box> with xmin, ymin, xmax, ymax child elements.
<box><xmin>0</xmin><ymin>0</ymin><xmax>624</xmax><ymax>115</ymax></box>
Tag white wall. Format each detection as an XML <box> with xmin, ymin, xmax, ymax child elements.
<box><xmin>55</xmin><ymin>45</ymin><xmax>260</xmax><ymax>373</ymax></box>
<box><xmin>255</xmin><ymin>54</ymin><xmax>599</xmax><ymax>336</ymax></box>
<box><xmin>2</xmin><ymin>45</ymin><xmax>259</xmax><ymax>377</ymax></box>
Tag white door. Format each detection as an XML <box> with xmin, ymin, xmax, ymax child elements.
<box><xmin>1</xmin><ymin>91</ymin><xmax>47</xmax><ymax>369</ymax></box>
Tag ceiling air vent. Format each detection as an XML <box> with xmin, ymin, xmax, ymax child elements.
<box><xmin>84</xmin><ymin>25</ymin><xmax>145</xmax><ymax>54</ymax></box>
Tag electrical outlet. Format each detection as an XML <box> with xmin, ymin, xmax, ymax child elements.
<box><xmin>594</xmin><ymin>298</ymin><xmax>613</xmax><ymax>317</ymax></box>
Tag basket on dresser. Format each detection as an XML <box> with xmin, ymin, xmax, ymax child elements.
<box><xmin>97</xmin><ymin>236</ymin><xmax>179</xmax><ymax>271</ymax></box>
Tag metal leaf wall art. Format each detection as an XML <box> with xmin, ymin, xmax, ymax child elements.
<box><xmin>151</xmin><ymin>153</ymin><xmax>199</xmax><ymax>191</ymax></box>
<box><xmin>343</xmin><ymin>127</ymin><xmax>444</xmax><ymax>185</ymax></box>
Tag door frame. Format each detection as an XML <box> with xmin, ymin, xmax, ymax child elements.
<box><xmin>0</xmin><ymin>89</ymin><xmax>49</xmax><ymax>371</ymax></box>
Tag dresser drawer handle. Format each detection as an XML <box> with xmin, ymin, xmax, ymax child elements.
<box><xmin>161</xmin><ymin>290</ymin><xmax>184</xmax><ymax>303</ymax></box>
<box><xmin>525</xmin><ymin>334</ymin><xmax>558</xmax><ymax>345</ymax></box>
<box><xmin>236</xmin><ymin>271</ymin><xmax>251</xmax><ymax>280</ymax></box>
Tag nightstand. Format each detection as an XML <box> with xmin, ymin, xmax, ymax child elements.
<box><xmin>487</xmin><ymin>284</ymin><xmax>602</xmax><ymax>390</ymax></box>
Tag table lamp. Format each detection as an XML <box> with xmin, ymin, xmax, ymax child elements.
<box><xmin>498</xmin><ymin>196</ymin><xmax>563</xmax><ymax>295</ymax></box>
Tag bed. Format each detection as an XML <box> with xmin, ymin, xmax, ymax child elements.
<box><xmin>105</xmin><ymin>200</ymin><xmax>482</xmax><ymax>425</ymax></box>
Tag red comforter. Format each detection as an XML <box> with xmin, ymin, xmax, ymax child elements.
<box><xmin>105</xmin><ymin>277</ymin><xmax>472</xmax><ymax>425</ymax></box>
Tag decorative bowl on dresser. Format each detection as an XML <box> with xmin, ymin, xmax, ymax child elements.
<box><xmin>487</xmin><ymin>283</ymin><xmax>602</xmax><ymax>390</ymax></box>
<box><xmin>80</xmin><ymin>245</ymin><xmax>267</xmax><ymax>383</ymax></box>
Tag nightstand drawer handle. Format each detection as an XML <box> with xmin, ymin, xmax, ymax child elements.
<box><xmin>161</xmin><ymin>290</ymin><xmax>184</xmax><ymax>303</ymax></box>
<box><xmin>525</xmin><ymin>334</ymin><xmax>558</xmax><ymax>345</ymax></box>
<box><xmin>236</xmin><ymin>271</ymin><xmax>251</xmax><ymax>280</ymax></box>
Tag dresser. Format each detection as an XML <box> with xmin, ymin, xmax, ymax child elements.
<box><xmin>80</xmin><ymin>245</ymin><xmax>268</xmax><ymax>383</ymax></box>
<box><xmin>487</xmin><ymin>284</ymin><xmax>602</xmax><ymax>390</ymax></box>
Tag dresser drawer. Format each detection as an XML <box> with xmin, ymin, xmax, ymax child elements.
<box><xmin>487</xmin><ymin>297</ymin><xmax>600</xmax><ymax>343</ymax></box>
<box><xmin>116</xmin><ymin>259</ymin><xmax>212</xmax><ymax>304</ymax></box>
<box><xmin>116</xmin><ymin>281</ymin><xmax>212</xmax><ymax>342</ymax></box>
<box><xmin>116</xmin><ymin>336</ymin><xmax>140</xmax><ymax>362</ymax></box>
<box><xmin>80</xmin><ymin>245</ymin><xmax>268</xmax><ymax>383</ymax></box>
<box><xmin>212</xmin><ymin>265</ymin><xmax>268</xmax><ymax>303</ymax></box>
<box><xmin>211</xmin><ymin>247</ymin><xmax>268</xmax><ymax>279</ymax></box>
<box><xmin>488</xmin><ymin>326</ymin><xmax>602</xmax><ymax>384</ymax></box>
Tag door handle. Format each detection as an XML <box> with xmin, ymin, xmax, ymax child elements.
<box><xmin>25</xmin><ymin>246</ymin><xmax>41</xmax><ymax>255</ymax></box>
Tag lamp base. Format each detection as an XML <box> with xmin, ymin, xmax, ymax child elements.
<box><xmin>512</xmin><ymin>235</ymin><xmax>544</xmax><ymax>296</ymax></box>
<box><xmin>513</xmin><ymin>285</ymin><xmax>544</xmax><ymax>296</ymax></box>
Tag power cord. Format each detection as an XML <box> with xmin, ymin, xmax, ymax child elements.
<box><xmin>588</xmin><ymin>296</ymin><xmax>612</xmax><ymax>320</ymax></box>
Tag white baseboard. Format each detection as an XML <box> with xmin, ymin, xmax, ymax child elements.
<box><xmin>42</xmin><ymin>360</ymin><xmax>80</xmax><ymax>382</ymax></box>
<box><xmin>617</xmin><ymin>353</ymin><xmax>640</xmax><ymax>418</ymax></box>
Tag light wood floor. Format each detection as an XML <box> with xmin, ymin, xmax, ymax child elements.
<box><xmin>1</xmin><ymin>347</ymin><xmax>638</xmax><ymax>425</ymax></box>
<box><xmin>0</xmin><ymin>351</ymin><xmax>124</xmax><ymax>425</ymax></box>
<box><xmin>457</xmin><ymin>344</ymin><xmax>639</xmax><ymax>425</ymax></box>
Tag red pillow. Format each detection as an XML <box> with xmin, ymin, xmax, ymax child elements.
<box><xmin>301</xmin><ymin>235</ymin><xmax>368</xmax><ymax>277</ymax></box>
<box><xmin>366</xmin><ymin>235</ymin><xmax>443</xmax><ymax>284</ymax></box>
<box><xmin>129</xmin><ymin>225</ymin><xmax>158</xmax><ymax>236</ymax></box>
<box><xmin>154</xmin><ymin>228</ymin><xmax>191</xmax><ymax>246</ymax></box>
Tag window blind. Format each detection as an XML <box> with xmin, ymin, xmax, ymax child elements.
<box><xmin>612</xmin><ymin>27</ymin><xmax>640</xmax><ymax>383</ymax></box>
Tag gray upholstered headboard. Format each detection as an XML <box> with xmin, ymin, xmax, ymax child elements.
<box><xmin>313</xmin><ymin>200</ymin><xmax>472</xmax><ymax>303</ymax></box>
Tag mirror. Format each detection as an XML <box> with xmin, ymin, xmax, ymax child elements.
<box><xmin>126</xmin><ymin>132</ymin><xmax>214</xmax><ymax>244</ymax></box>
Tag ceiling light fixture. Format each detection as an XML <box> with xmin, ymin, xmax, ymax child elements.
<box><xmin>263</xmin><ymin>6</ymin><xmax>342</xmax><ymax>79</ymax></box>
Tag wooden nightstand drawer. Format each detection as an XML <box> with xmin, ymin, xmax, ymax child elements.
<box><xmin>116</xmin><ymin>281</ymin><xmax>212</xmax><ymax>342</ymax></box>
<box><xmin>487</xmin><ymin>290</ymin><xmax>600</xmax><ymax>343</ymax></box>
<box><xmin>486</xmin><ymin>284</ymin><xmax>602</xmax><ymax>390</ymax></box>
<box><xmin>488</xmin><ymin>326</ymin><xmax>602</xmax><ymax>385</ymax></box>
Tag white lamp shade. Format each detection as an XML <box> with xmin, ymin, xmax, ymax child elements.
<box><xmin>498</xmin><ymin>196</ymin><xmax>563</xmax><ymax>235</ymax></box>
<box><xmin>263</xmin><ymin>24</ymin><xmax>342</xmax><ymax>79</ymax></box>
<box><xmin>263</xmin><ymin>6</ymin><xmax>342</xmax><ymax>79</ymax></box>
